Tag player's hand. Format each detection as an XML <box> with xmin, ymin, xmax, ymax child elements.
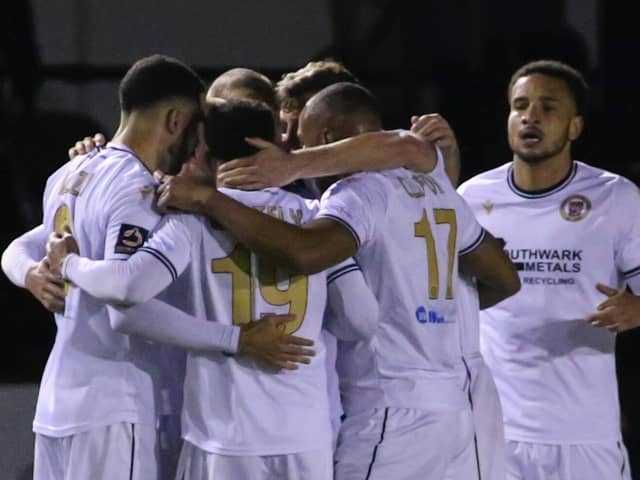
<box><xmin>68</xmin><ymin>133</ymin><xmax>106</xmax><ymax>159</ymax></box>
<box><xmin>410</xmin><ymin>113</ymin><xmax>460</xmax><ymax>164</ymax></box>
<box><xmin>586</xmin><ymin>283</ymin><xmax>640</xmax><ymax>332</ymax></box>
<box><xmin>25</xmin><ymin>260</ymin><xmax>66</xmax><ymax>313</ymax></box>
<box><xmin>155</xmin><ymin>172</ymin><xmax>216</xmax><ymax>214</ymax></box>
<box><xmin>46</xmin><ymin>231</ymin><xmax>79</xmax><ymax>277</ymax></box>
<box><xmin>410</xmin><ymin>113</ymin><xmax>459</xmax><ymax>153</ymax></box>
<box><xmin>237</xmin><ymin>314</ymin><xmax>315</xmax><ymax>370</ymax></box>
<box><xmin>217</xmin><ymin>138</ymin><xmax>295</xmax><ymax>190</ymax></box>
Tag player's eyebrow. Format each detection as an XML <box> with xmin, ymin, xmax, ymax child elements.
<box><xmin>538</xmin><ymin>96</ymin><xmax>561</xmax><ymax>103</ymax></box>
<box><xmin>511</xmin><ymin>95</ymin><xmax>561</xmax><ymax>104</ymax></box>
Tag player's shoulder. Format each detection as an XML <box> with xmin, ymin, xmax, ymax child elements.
<box><xmin>324</xmin><ymin>170</ymin><xmax>391</xmax><ymax>197</ymax></box>
<box><xmin>457</xmin><ymin>162</ymin><xmax>511</xmax><ymax>197</ymax></box>
<box><xmin>575</xmin><ymin>160</ymin><xmax>628</xmax><ymax>184</ymax></box>
<box><xmin>220</xmin><ymin>186</ymin><xmax>316</xmax><ymax>223</ymax></box>
<box><xmin>574</xmin><ymin>161</ymin><xmax>639</xmax><ymax>196</ymax></box>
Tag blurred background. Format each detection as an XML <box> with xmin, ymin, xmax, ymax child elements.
<box><xmin>1</xmin><ymin>0</ymin><xmax>638</xmax><ymax>478</ymax></box>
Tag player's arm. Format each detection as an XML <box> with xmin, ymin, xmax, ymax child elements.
<box><xmin>459</xmin><ymin>231</ymin><xmax>521</xmax><ymax>309</ymax></box>
<box><xmin>2</xmin><ymin>224</ymin><xmax>46</xmax><ymax>287</ymax></box>
<box><xmin>1</xmin><ymin>224</ymin><xmax>66</xmax><ymax>312</ymax></box>
<box><xmin>157</xmin><ymin>176</ymin><xmax>358</xmax><ymax>274</ymax></box>
<box><xmin>47</xmin><ymin>215</ymin><xmax>194</xmax><ymax>305</ymax></box>
<box><xmin>589</xmin><ymin>179</ymin><xmax>640</xmax><ymax>332</ymax></box>
<box><xmin>108</xmin><ymin>302</ymin><xmax>313</xmax><ymax>370</ymax></box>
<box><xmin>216</xmin><ymin>130</ymin><xmax>437</xmax><ymax>190</ymax></box>
<box><xmin>324</xmin><ymin>259</ymin><xmax>379</xmax><ymax>341</ymax></box>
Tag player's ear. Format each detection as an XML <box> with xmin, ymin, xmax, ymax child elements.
<box><xmin>568</xmin><ymin>115</ymin><xmax>584</xmax><ymax>142</ymax></box>
<box><xmin>165</xmin><ymin>107</ymin><xmax>181</xmax><ymax>136</ymax></box>
<box><xmin>322</xmin><ymin>128</ymin><xmax>334</xmax><ymax>145</ymax></box>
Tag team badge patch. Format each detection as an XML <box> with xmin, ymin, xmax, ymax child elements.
<box><xmin>114</xmin><ymin>224</ymin><xmax>149</xmax><ymax>254</ymax></box>
<box><xmin>560</xmin><ymin>195</ymin><xmax>591</xmax><ymax>222</ymax></box>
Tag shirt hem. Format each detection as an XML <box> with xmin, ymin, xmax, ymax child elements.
<box><xmin>33</xmin><ymin>412</ymin><xmax>146</xmax><ymax>438</ymax></box>
<box><xmin>183</xmin><ymin>434</ymin><xmax>332</xmax><ymax>457</ymax></box>
<box><xmin>505</xmin><ymin>433</ymin><xmax>623</xmax><ymax>445</ymax></box>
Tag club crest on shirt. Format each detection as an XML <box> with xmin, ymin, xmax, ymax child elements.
<box><xmin>560</xmin><ymin>195</ymin><xmax>591</xmax><ymax>222</ymax></box>
<box><xmin>482</xmin><ymin>200</ymin><xmax>494</xmax><ymax>215</ymax></box>
<box><xmin>114</xmin><ymin>224</ymin><xmax>149</xmax><ymax>254</ymax></box>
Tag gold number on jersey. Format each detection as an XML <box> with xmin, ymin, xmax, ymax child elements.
<box><xmin>53</xmin><ymin>204</ymin><xmax>73</xmax><ymax>294</ymax></box>
<box><xmin>211</xmin><ymin>246</ymin><xmax>309</xmax><ymax>334</ymax></box>
<box><xmin>212</xmin><ymin>244</ymin><xmax>252</xmax><ymax>325</ymax></box>
<box><xmin>54</xmin><ymin>204</ymin><xmax>73</xmax><ymax>235</ymax></box>
<box><xmin>414</xmin><ymin>208</ymin><xmax>457</xmax><ymax>300</ymax></box>
<box><xmin>258</xmin><ymin>258</ymin><xmax>308</xmax><ymax>333</ymax></box>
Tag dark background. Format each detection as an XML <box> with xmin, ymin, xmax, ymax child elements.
<box><xmin>1</xmin><ymin>0</ymin><xmax>638</xmax><ymax>477</ymax></box>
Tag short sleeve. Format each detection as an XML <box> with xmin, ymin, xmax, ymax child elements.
<box><xmin>103</xmin><ymin>183</ymin><xmax>162</xmax><ymax>261</ymax></box>
<box><xmin>455</xmin><ymin>194</ymin><xmax>486</xmax><ymax>255</ymax></box>
<box><xmin>138</xmin><ymin>214</ymin><xmax>195</xmax><ymax>282</ymax></box>
<box><xmin>613</xmin><ymin>179</ymin><xmax>640</xmax><ymax>288</ymax></box>
<box><xmin>317</xmin><ymin>175</ymin><xmax>384</xmax><ymax>250</ymax></box>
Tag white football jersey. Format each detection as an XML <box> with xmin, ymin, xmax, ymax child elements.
<box><xmin>318</xmin><ymin>154</ymin><xmax>486</xmax><ymax>414</ymax></box>
<box><xmin>140</xmin><ymin>187</ymin><xmax>354</xmax><ymax>455</ymax></box>
<box><xmin>457</xmin><ymin>276</ymin><xmax>481</xmax><ymax>358</ymax></box>
<box><xmin>458</xmin><ymin>160</ymin><xmax>640</xmax><ymax>443</ymax></box>
<box><xmin>37</xmin><ymin>143</ymin><xmax>183</xmax><ymax>437</ymax></box>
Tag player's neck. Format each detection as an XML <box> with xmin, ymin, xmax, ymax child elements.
<box><xmin>112</xmin><ymin>121</ymin><xmax>163</xmax><ymax>172</ymax></box>
<box><xmin>512</xmin><ymin>153</ymin><xmax>573</xmax><ymax>192</ymax></box>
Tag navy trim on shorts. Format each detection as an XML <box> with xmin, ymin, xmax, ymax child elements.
<box><xmin>462</xmin><ymin>357</ymin><xmax>482</xmax><ymax>480</ymax></box>
<box><xmin>365</xmin><ymin>408</ymin><xmax>389</xmax><ymax>480</ymax></box>
<box><xmin>130</xmin><ymin>423</ymin><xmax>135</xmax><ymax>480</ymax></box>
<box><xmin>138</xmin><ymin>247</ymin><xmax>178</xmax><ymax>281</ymax></box>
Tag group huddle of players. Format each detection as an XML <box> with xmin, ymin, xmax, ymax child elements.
<box><xmin>2</xmin><ymin>54</ymin><xmax>638</xmax><ymax>480</ymax></box>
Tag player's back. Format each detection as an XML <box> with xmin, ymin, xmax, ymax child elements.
<box><xmin>177</xmin><ymin>187</ymin><xmax>333</xmax><ymax>456</ymax></box>
<box><xmin>319</xmin><ymin>154</ymin><xmax>486</xmax><ymax>414</ymax></box>
<box><xmin>38</xmin><ymin>144</ymin><xmax>163</xmax><ymax>436</ymax></box>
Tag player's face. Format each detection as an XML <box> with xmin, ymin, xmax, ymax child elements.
<box><xmin>178</xmin><ymin>122</ymin><xmax>215</xmax><ymax>182</ymax></box>
<box><xmin>296</xmin><ymin>111</ymin><xmax>325</xmax><ymax>149</ymax></box>
<box><xmin>163</xmin><ymin>103</ymin><xmax>202</xmax><ymax>175</ymax></box>
<box><xmin>280</xmin><ymin>109</ymin><xmax>301</xmax><ymax>151</ymax></box>
<box><xmin>508</xmin><ymin>74</ymin><xmax>582</xmax><ymax>164</ymax></box>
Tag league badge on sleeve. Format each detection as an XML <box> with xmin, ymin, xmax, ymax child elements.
<box><xmin>114</xmin><ymin>224</ymin><xmax>149</xmax><ymax>254</ymax></box>
<box><xmin>560</xmin><ymin>195</ymin><xmax>591</xmax><ymax>222</ymax></box>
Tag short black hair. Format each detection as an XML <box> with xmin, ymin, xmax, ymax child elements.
<box><xmin>205</xmin><ymin>99</ymin><xmax>275</xmax><ymax>163</ymax></box>
<box><xmin>508</xmin><ymin>60</ymin><xmax>589</xmax><ymax>116</ymax></box>
<box><xmin>119</xmin><ymin>54</ymin><xmax>205</xmax><ymax>113</ymax></box>
<box><xmin>307</xmin><ymin>82</ymin><xmax>380</xmax><ymax>123</ymax></box>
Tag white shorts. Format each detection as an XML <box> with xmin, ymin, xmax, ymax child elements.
<box><xmin>175</xmin><ymin>440</ymin><xmax>333</xmax><ymax>480</ymax></box>
<box><xmin>465</xmin><ymin>355</ymin><xmax>506</xmax><ymax>480</ymax></box>
<box><xmin>34</xmin><ymin>422</ymin><xmax>157</xmax><ymax>480</ymax></box>
<box><xmin>335</xmin><ymin>407</ymin><xmax>476</xmax><ymax>480</ymax></box>
<box><xmin>506</xmin><ymin>440</ymin><xmax>632</xmax><ymax>480</ymax></box>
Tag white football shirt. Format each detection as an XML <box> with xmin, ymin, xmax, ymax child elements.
<box><xmin>140</xmin><ymin>187</ymin><xmax>359</xmax><ymax>455</ymax></box>
<box><xmin>37</xmin><ymin>143</ymin><xmax>183</xmax><ymax>437</ymax></box>
<box><xmin>318</xmin><ymin>153</ymin><xmax>486</xmax><ymax>414</ymax></box>
<box><xmin>458</xmin><ymin>160</ymin><xmax>640</xmax><ymax>443</ymax></box>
